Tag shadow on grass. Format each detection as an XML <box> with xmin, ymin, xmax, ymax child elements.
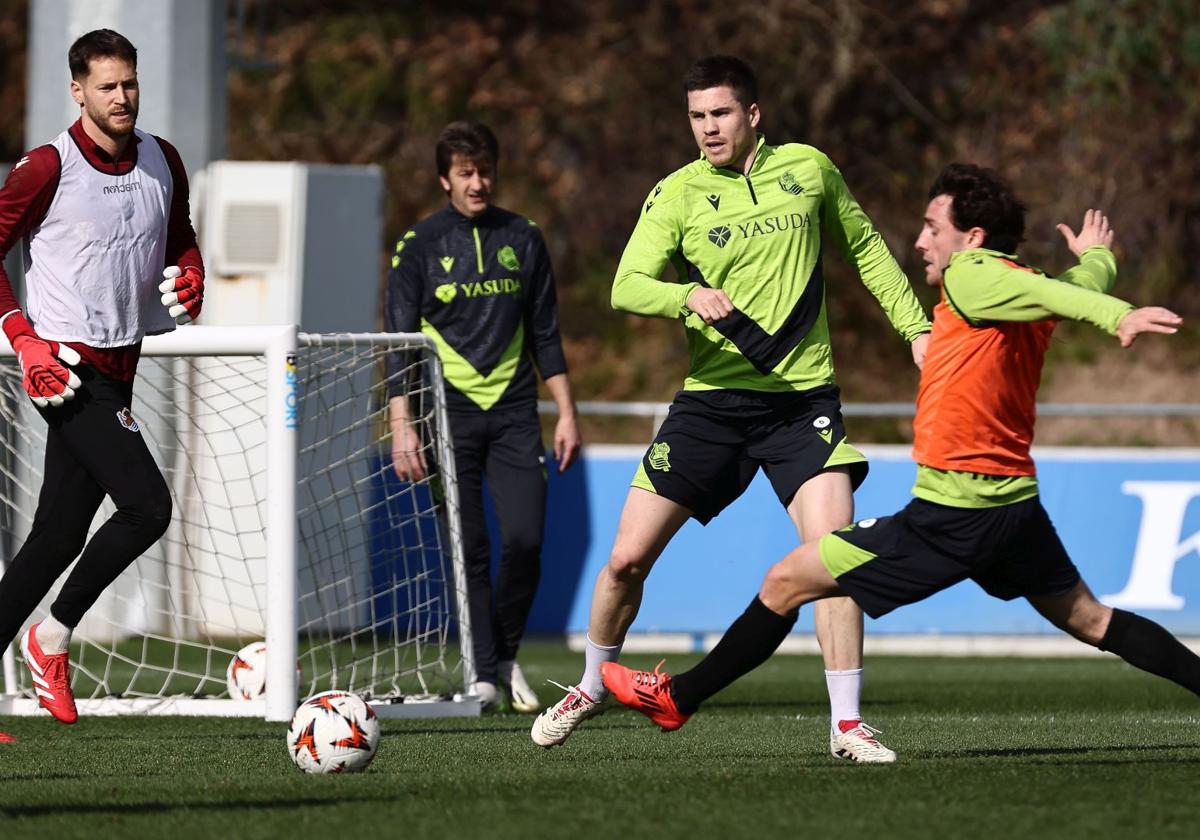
<box><xmin>383</xmin><ymin>725</ymin><xmax>526</xmax><ymax>737</ymax></box>
<box><xmin>26</xmin><ymin>730</ymin><xmax>281</xmax><ymax>743</ymax></box>
<box><xmin>706</xmin><ymin>699</ymin><xmax>905</xmax><ymax>711</ymax></box>
<box><xmin>383</xmin><ymin>718</ymin><xmax>645</xmax><ymax>738</ymax></box>
<box><xmin>947</xmin><ymin>743</ymin><xmax>1200</xmax><ymax>761</ymax></box>
<box><xmin>0</xmin><ymin>771</ymin><xmax>115</xmax><ymax>783</ymax></box>
<box><xmin>1</xmin><ymin>793</ymin><xmax>395</xmax><ymax>819</ymax></box>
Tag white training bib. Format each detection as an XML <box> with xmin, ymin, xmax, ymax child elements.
<box><xmin>23</xmin><ymin>127</ymin><xmax>177</xmax><ymax>346</ymax></box>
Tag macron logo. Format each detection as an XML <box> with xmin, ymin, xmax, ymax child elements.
<box><xmin>103</xmin><ymin>182</ymin><xmax>141</xmax><ymax>195</ymax></box>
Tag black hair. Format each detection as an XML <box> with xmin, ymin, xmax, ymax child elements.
<box><xmin>684</xmin><ymin>55</ymin><xmax>758</xmax><ymax>110</ymax></box>
<box><xmin>68</xmin><ymin>29</ymin><xmax>137</xmax><ymax>80</ymax></box>
<box><xmin>928</xmin><ymin>163</ymin><xmax>1026</xmax><ymax>254</ymax></box>
<box><xmin>435</xmin><ymin>122</ymin><xmax>499</xmax><ymax>177</ymax></box>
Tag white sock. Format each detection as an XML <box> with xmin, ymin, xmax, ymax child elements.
<box><xmin>36</xmin><ymin>614</ymin><xmax>73</xmax><ymax>655</ymax></box>
<box><xmin>580</xmin><ymin>635</ymin><xmax>621</xmax><ymax>700</ymax></box>
<box><xmin>825</xmin><ymin>668</ymin><xmax>863</xmax><ymax>732</ymax></box>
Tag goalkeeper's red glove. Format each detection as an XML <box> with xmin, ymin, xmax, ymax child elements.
<box><xmin>159</xmin><ymin>265</ymin><xmax>204</xmax><ymax>324</ymax></box>
<box><xmin>2</xmin><ymin>312</ymin><xmax>82</xmax><ymax>408</ymax></box>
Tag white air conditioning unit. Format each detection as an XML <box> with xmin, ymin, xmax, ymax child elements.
<box><xmin>197</xmin><ymin>161</ymin><xmax>384</xmax><ymax>331</ymax></box>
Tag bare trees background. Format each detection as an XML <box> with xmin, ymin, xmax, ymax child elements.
<box><xmin>2</xmin><ymin>0</ymin><xmax>1197</xmax><ymax>441</ymax></box>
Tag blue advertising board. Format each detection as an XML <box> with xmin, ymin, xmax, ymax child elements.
<box><xmin>526</xmin><ymin>446</ymin><xmax>1200</xmax><ymax>636</ymax></box>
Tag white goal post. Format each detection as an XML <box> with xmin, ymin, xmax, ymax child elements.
<box><xmin>0</xmin><ymin>326</ymin><xmax>477</xmax><ymax>721</ymax></box>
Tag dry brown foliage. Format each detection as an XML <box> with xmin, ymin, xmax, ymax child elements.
<box><xmin>3</xmin><ymin>1</ymin><xmax>1196</xmax><ymax>442</ymax></box>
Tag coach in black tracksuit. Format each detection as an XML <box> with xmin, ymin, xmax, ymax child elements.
<box><xmin>385</xmin><ymin>122</ymin><xmax>581</xmax><ymax>711</ymax></box>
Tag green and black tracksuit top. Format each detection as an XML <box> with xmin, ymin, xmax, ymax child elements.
<box><xmin>385</xmin><ymin>204</ymin><xmax>568</xmax><ymax>414</ymax></box>
<box><xmin>612</xmin><ymin>136</ymin><xmax>930</xmax><ymax>391</ymax></box>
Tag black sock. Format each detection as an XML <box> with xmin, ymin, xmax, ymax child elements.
<box><xmin>671</xmin><ymin>596</ymin><xmax>798</xmax><ymax>714</ymax></box>
<box><xmin>1099</xmin><ymin>609</ymin><xmax>1200</xmax><ymax>697</ymax></box>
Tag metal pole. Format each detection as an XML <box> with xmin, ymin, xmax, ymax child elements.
<box><xmin>264</xmin><ymin>325</ymin><xmax>299</xmax><ymax>721</ymax></box>
<box><xmin>428</xmin><ymin>349</ymin><xmax>476</xmax><ymax>691</ymax></box>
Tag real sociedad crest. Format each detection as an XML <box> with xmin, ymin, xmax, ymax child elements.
<box><xmin>116</xmin><ymin>407</ymin><xmax>140</xmax><ymax>432</ymax></box>
<box><xmin>778</xmin><ymin>172</ymin><xmax>804</xmax><ymax>195</ymax></box>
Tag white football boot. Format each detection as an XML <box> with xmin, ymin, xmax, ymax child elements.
<box><xmin>499</xmin><ymin>660</ymin><xmax>540</xmax><ymax>714</ymax></box>
<box><xmin>830</xmin><ymin>720</ymin><xmax>897</xmax><ymax>763</ymax></box>
<box><xmin>530</xmin><ymin>681</ymin><xmax>608</xmax><ymax>747</ymax></box>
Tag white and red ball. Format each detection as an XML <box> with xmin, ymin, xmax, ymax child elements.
<box><xmin>286</xmin><ymin>690</ymin><xmax>380</xmax><ymax>774</ymax></box>
<box><xmin>226</xmin><ymin>641</ymin><xmax>268</xmax><ymax>700</ymax></box>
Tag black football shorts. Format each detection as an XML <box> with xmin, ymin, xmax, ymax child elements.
<box><xmin>630</xmin><ymin>386</ymin><xmax>868</xmax><ymax>524</ymax></box>
<box><xmin>819</xmin><ymin>496</ymin><xmax>1080</xmax><ymax>618</ymax></box>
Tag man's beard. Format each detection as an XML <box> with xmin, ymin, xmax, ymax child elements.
<box><xmin>87</xmin><ymin>103</ymin><xmax>137</xmax><ymax>137</ymax></box>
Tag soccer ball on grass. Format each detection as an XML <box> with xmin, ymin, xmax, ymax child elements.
<box><xmin>287</xmin><ymin>690</ymin><xmax>380</xmax><ymax>774</ymax></box>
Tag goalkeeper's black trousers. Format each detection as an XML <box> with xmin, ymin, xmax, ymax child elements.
<box><xmin>0</xmin><ymin>368</ymin><xmax>172</xmax><ymax>650</ymax></box>
<box><xmin>450</xmin><ymin>407</ymin><xmax>547</xmax><ymax>685</ymax></box>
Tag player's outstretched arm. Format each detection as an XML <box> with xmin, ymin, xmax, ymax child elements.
<box><xmin>945</xmin><ymin>254</ymin><xmax>1130</xmax><ymax>333</ymax></box>
<box><xmin>1116</xmin><ymin>307</ymin><xmax>1182</xmax><ymax>348</ymax></box>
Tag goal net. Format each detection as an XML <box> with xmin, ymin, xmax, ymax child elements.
<box><xmin>0</xmin><ymin>326</ymin><xmax>477</xmax><ymax>720</ymax></box>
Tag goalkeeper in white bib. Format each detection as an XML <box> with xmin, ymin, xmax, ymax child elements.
<box><xmin>0</xmin><ymin>29</ymin><xmax>203</xmax><ymax>734</ymax></box>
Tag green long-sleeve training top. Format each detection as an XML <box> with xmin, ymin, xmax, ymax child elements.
<box><xmin>385</xmin><ymin>204</ymin><xmax>567</xmax><ymax>413</ymax></box>
<box><xmin>611</xmin><ymin>136</ymin><xmax>930</xmax><ymax>392</ymax></box>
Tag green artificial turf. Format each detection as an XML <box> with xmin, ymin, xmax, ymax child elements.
<box><xmin>2</xmin><ymin>643</ymin><xmax>1197</xmax><ymax>839</ymax></box>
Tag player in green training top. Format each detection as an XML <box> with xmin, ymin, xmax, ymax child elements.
<box><xmin>531</xmin><ymin>55</ymin><xmax>931</xmax><ymax>762</ymax></box>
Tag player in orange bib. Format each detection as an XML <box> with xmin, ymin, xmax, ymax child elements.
<box><xmin>600</xmin><ymin>164</ymin><xmax>1200</xmax><ymax>737</ymax></box>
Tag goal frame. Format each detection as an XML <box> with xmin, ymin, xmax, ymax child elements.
<box><xmin>0</xmin><ymin>325</ymin><xmax>477</xmax><ymax>721</ymax></box>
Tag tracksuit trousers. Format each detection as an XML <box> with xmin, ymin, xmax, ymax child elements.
<box><xmin>449</xmin><ymin>407</ymin><xmax>547</xmax><ymax>685</ymax></box>
<box><xmin>0</xmin><ymin>368</ymin><xmax>171</xmax><ymax>650</ymax></box>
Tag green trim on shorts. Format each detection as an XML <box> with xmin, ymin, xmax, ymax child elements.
<box><xmin>824</xmin><ymin>437</ymin><xmax>867</xmax><ymax>470</ymax></box>
<box><xmin>819</xmin><ymin>531</ymin><xmax>878</xmax><ymax>579</ymax></box>
<box><xmin>630</xmin><ymin>461</ymin><xmax>657</xmax><ymax>494</ymax></box>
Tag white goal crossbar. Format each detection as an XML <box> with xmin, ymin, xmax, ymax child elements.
<box><xmin>0</xmin><ymin>326</ymin><xmax>476</xmax><ymax>721</ymax></box>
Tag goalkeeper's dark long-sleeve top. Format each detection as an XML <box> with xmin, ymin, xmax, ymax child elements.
<box><xmin>385</xmin><ymin>203</ymin><xmax>568</xmax><ymax>414</ymax></box>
